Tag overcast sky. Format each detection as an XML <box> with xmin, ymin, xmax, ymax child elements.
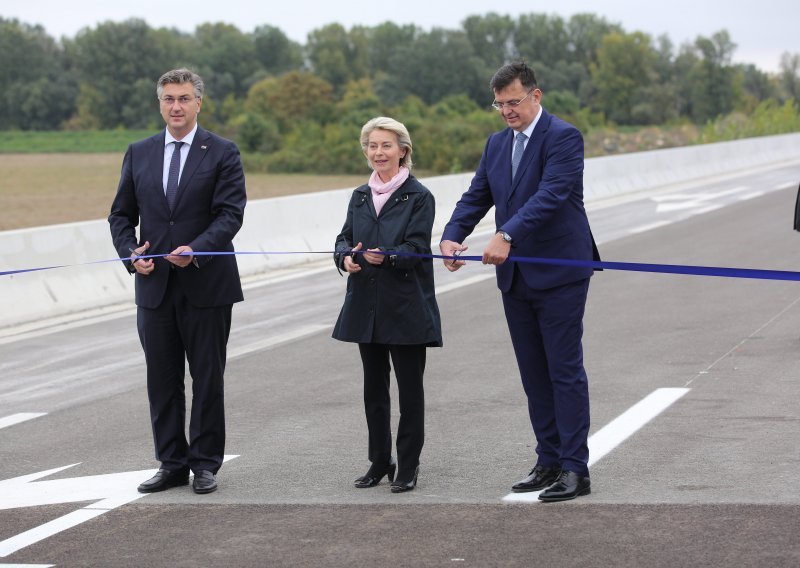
<box><xmin>3</xmin><ymin>0</ymin><xmax>798</xmax><ymax>73</ymax></box>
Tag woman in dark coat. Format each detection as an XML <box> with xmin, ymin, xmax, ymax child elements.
<box><xmin>333</xmin><ymin>116</ymin><xmax>442</xmax><ymax>493</ymax></box>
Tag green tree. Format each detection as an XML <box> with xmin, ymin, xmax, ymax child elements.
<box><xmin>66</xmin><ymin>19</ymin><xmax>188</xmax><ymax>128</ymax></box>
<box><xmin>360</xmin><ymin>22</ymin><xmax>419</xmax><ymax>76</ymax></box>
<box><xmin>736</xmin><ymin>64</ymin><xmax>778</xmax><ymax>112</ymax></box>
<box><xmin>306</xmin><ymin>23</ymin><xmax>368</xmax><ymax>91</ymax></box>
<box><xmin>565</xmin><ymin>13</ymin><xmax>622</xmax><ymax>68</ymax></box>
<box><xmin>379</xmin><ymin>29</ymin><xmax>486</xmax><ymax>105</ymax></box>
<box><xmin>253</xmin><ymin>25</ymin><xmax>303</xmax><ymax>75</ymax></box>
<box><xmin>462</xmin><ymin>13</ymin><xmax>516</xmax><ymax>70</ymax></box>
<box><xmin>779</xmin><ymin>52</ymin><xmax>800</xmax><ymax>101</ymax></box>
<box><xmin>335</xmin><ymin>78</ymin><xmax>383</xmax><ymax>127</ymax></box>
<box><xmin>686</xmin><ymin>31</ymin><xmax>739</xmax><ymax>123</ymax></box>
<box><xmin>591</xmin><ymin>32</ymin><xmax>657</xmax><ymax>124</ymax></box>
<box><xmin>245</xmin><ymin>71</ymin><xmax>335</xmax><ymax>132</ymax></box>
<box><xmin>414</xmin><ymin>98</ymin><xmax>498</xmax><ymax>173</ymax></box>
<box><xmin>193</xmin><ymin>22</ymin><xmax>259</xmax><ymax>101</ymax></box>
<box><xmin>515</xmin><ymin>13</ymin><xmax>570</xmax><ymax>67</ymax></box>
<box><xmin>230</xmin><ymin>111</ymin><xmax>281</xmax><ymax>153</ymax></box>
<box><xmin>0</xmin><ymin>18</ymin><xmax>77</xmax><ymax>129</ymax></box>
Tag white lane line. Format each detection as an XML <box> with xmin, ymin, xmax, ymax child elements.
<box><xmin>435</xmin><ymin>273</ymin><xmax>495</xmax><ymax>295</ymax></box>
<box><xmin>0</xmin><ymin>413</ymin><xmax>47</xmax><ymax>430</ymax></box>
<box><xmin>229</xmin><ymin>272</ymin><xmax>498</xmax><ymax>359</ymax></box>
<box><xmin>694</xmin><ymin>204</ymin><xmax>724</xmax><ymax>215</ymax></box>
<box><xmin>0</xmin><ymin>307</ymin><xmax>136</xmax><ymax>346</ymax></box>
<box><xmin>0</xmin><ymin>564</ymin><xmax>55</xmax><ymax>567</ymax></box>
<box><xmin>503</xmin><ymin>387</ymin><xmax>690</xmax><ymax>503</ymax></box>
<box><xmin>629</xmin><ymin>221</ymin><xmax>671</xmax><ymax>234</ymax></box>
<box><xmin>227</xmin><ymin>324</ymin><xmax>332</xmax><ymax>359</ymax></box>
<box><xmin>0</xmin><ymin>510</ymin><xmax>109</xmax><ymax>558</ymax></box>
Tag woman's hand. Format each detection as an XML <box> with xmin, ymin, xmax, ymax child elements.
<box><xmin>343</xmin><ymin>242</ymin><xmax>363</xmax><ymax>273</ymax></box>
<box><xmin>363</xmin><ymin>247</ymin><xmax>385</xmax><ymax>265</ymax></box>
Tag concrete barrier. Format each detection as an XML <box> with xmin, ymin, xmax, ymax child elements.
<box><xmin>2</xmin><ymin>133</ymin><xmax>799</xmax><ymax>329</ymax></box>
<box><xmin>583</xmin><ymin>133</ymin><xmax>800</xmax><ymax>201</ymax></box>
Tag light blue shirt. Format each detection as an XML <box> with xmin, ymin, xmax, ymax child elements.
<box><xmin>511</xmin><ymin>106</ymin><xmax>542</xmax><ymax>157</ymax></box>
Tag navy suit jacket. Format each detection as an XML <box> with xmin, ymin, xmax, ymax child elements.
<box><xmin>442</xmin><ymin>109</ymin><xmax>599</xmax><ymax>292</ymax></box>
<box><xmin>109</xmin><ymin>127</ymin><xmax>246</xmax><ymax>309</ymax></box>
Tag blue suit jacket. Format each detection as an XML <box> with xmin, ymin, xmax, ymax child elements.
<box><xmin>442</xmin><ymin>110</ymin><xmax>599</xmax><ymax>292</ymax></box>
<box><xmin>109</xmin><ymin>127</ymin><xmax>246</xmax><ymax>309</ymax></box>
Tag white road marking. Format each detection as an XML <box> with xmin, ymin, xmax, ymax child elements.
<box><xmin>503</xmin><ymin>387</ymin><xmax>690</xmax><ymax>503</ymax></box>
<box><xmin>653</xmin><ymin>186</ymin><xmax>750</xmax><ymax>213</ymax></box>
<box><xmin>0</xmin><ymin>306</ymin><xmax>135</xmax><ymax>346</ymax></box>
<box><xmin>227</xmin><ymin>325</ymin><xmax>332</xmax><ymax>359</ymax></box>
<box><xmin>435</xmin><ymin>273</ymin><xmax>495</xmax><ymax>295</ymax></box>
<box><xmin>0</xmin><ymin>413</ymin><xmax>47</xmax><ymax>430</ymax></box>
<box><xmin>629</xmin><ymin>221</ymin><xmax>671</xmax><ymax>234</ymax></box>
<box><xmin>0</xmin><ymin>456</ymin><xmax>239</xmax><ymax>557</ymax></box>
<box><xmin>694</xmin><ymin>204</ymin><xmax>724</xmax><ymax>215</ymax></box>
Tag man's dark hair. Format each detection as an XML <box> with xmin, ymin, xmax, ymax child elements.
<box><xmin>490</xmin><ymin>61</ymin><xmax>538</xmax><ymax>92</ymax></box>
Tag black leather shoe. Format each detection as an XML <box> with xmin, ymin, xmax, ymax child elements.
<box><xmin>538</xmin><ymin>470</ymin><xmax>590</xmax><ymax>502</ymax></box>
<box><xmin>354</xmin><ymin>458</ymin><xmax>397</xmax><ymax>488</ymax></box>
<box><xmin>137</xmin><ymin>468</ymin><xmax>189</xmax><ymax>493</ymax></box>
<box><xmin>192</xmin><ymin>470</ymin><xmax>218</xmax><ymax>494</ymax></box>
<box><xmin>511</xmin><ymin>464</ymin><xmax>562</xmax><ymax>493</ymax></box>
<box><xmin>390</xmin><ymin>466</ymin><xmax>419</xmax><ymax>493</ymax></box>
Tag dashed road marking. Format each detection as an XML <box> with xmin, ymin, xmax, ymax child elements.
<box><xmin>0</xmin><ymin>413</ymin><xmax>47</xmax><ymax>431</ymax></box>
<box><xmin>503</xmin><ymin>388</ymin><xmax>690</xmax><ymax>503</ymax></box>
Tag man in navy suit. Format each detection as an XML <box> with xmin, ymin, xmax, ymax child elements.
<box><xmin>109</xmin><ymin>68</ymin><xmax>246</xmax><ymax>495</ymax></box>
<box><xmin>440</xmin><ymin>61</ymin><xmax>599</xmax><ymax>502</ymax></box>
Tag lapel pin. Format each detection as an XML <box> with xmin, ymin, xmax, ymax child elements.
<box><xmin>201</xmin><ymin>145</ymin><xmax>207</xmax><ymax>150</ymax></box>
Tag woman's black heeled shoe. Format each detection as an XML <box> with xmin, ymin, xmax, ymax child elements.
<box><xmin>354</xmin><ymin>458</ymin><xmax>397</xmax><ymax>488</ymax></box>
<box><xmin>390</xmin><ymin>466</ymin><xmax>419</xmax><ymax>493</ymax></box>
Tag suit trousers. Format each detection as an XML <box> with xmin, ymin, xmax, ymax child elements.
<box><xmin>137</xmin><ymin>268</ymin><xmax>232</xmax><ymax>474</ymax></box>
<box><xmin>501</xmin><ymin>270</ymin><xmax>591</xmax><ymax>476</ymax></box>
<box><xmin>358</xmin><ymin>343</ymin><xmax>426</xmax><ymax>476</ymax></box>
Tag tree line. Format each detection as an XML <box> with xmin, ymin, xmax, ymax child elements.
<box><xmin>1</xmin><ymin>13</ymin><xmax>799</xmax><ymax>174</ymax></box>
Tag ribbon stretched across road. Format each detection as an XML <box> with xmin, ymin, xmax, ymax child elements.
<box><xmin>3</xmin><ymin>250</ymin><xmax>800</xmax><ymax>282</ymax></box>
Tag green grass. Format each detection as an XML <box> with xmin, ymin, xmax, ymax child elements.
<box><xmin>0</xmin><ymin>130</ymin><xmax>155</xmax><ymax>153</ymax></box>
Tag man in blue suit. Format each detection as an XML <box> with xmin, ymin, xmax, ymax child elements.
<box><xmin>109</xmin><ymin>68</ymin><xmax>246</xmax><ymax>495</ymax></box>
<box><xmin>440</xmin><ymin>62</ymin><xmax>599</xmax><ymax>502</ymax></box>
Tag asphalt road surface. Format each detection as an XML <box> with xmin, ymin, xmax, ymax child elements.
<box><xmin>2</xmin><ymin>163</ymin><xmax>800</xmax><ymax>567</ymax></box>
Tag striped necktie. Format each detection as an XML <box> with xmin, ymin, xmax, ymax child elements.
<box><xmin>511</xmin><ymin>132</ymin><xmax>527</xmax><ymax>180</ymax></box>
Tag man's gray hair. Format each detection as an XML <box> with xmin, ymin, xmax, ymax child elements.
<box><xmin>156</xmin><ymin>68</ymin><xmax>205</xmax><ymax>99</ymax></box>
<box><xmin>360</xmin><ymin>116</ymin><xmax>414</xmax><ymax>170</ymax></box>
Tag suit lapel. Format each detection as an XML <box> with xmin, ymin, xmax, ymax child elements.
<box><xmin>509</xmin><ymin>111</ymin><xmax>550</xmax><ymax>199</ymax></box>
<box><xmin>173</xmin><ymin>127</ymin><xmax>212</xmax><ymax>210</ymax></box>
<box><xmin>149</xmin><ymin>132</ymin><xmax>167</xmax><ymax>206</ymax></box>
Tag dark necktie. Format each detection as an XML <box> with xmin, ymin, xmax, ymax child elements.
<box><xmin>511</xmin><ymin>132</ymin><xmax>527</xmax><ymax>180</ymax></box>
<box><xmin>166</xmin><ymin>141</ymin><xmax>184</xmax><ymax>210</ymax></box>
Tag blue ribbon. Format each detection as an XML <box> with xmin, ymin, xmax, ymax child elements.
<box><xmin>3</xmin><ymin>250</ymin><xmax>800</xmax><ymax>282</ymax></box>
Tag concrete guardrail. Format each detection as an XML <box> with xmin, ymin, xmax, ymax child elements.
<box><xmin>2</xmin><ymin>133</ymin><xmax>799</xmax><ymax>329</ymax></box>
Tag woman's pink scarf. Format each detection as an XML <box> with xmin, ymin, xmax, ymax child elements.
<box><xmin>369</xmin><ymin>167</ymin><xmax>409</xmax><ymax>215</ymax></box>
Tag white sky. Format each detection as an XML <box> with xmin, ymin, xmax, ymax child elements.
<box><xmin>3</xmin><ymin>0</ymin><xmax>798</xmax><ymax>73</ymax></box>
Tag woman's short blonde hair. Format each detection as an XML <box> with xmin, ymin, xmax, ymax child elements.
<box><xmin>360</xmin><ymin>116</ymin><xmax>413</xmax><ymax>170</ymax></box>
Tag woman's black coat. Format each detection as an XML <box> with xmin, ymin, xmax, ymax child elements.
<box><xmin>332</xmin><ymin>175</ymin><xmax>442</xmax><ymax>347</ymax></box>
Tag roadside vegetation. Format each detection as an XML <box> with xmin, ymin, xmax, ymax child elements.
<box><xmin>1</xmin><ymin>13</ymin><xmax>798</xmax><ymax>174</ymax></box>
<box><xmin>2</xmin><ymin>13</ymin><xmax>799</xmax><ymax>230</ymax></box>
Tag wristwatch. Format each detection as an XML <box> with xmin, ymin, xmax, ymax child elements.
<box><xmin>497</xmin><ymin>230</ymin><xmax>513</xmax><ymax>243</ymax></box>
